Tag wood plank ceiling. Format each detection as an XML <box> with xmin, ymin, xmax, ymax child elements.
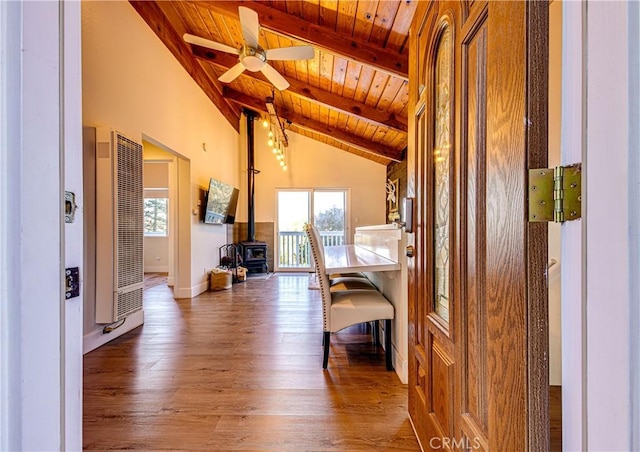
<box><xmin>130</xmin><ymin>0</ymin><xmax>417</xmax><ymax>165</ymax></box>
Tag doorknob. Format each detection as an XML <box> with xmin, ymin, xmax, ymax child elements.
<box><xmin>405</xmin><ymin>245</ymin><xmax>415</xmax><ymax>258</ymax></box>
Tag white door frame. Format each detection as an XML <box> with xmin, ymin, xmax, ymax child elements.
<box><xmin>562</xmin><ymin>1</ymin><xmax>639</xmax><ymax>450</ymax></box>
<box><xmin>1</xmin><ymin>1</ymin><xmax>83</xmax><ymax>450</ymax></box>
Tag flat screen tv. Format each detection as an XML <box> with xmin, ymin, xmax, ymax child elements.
<box><xmin>203</xmin><ymin>178</ymin><xmax>239</xmax><ymax>224</ymax></box>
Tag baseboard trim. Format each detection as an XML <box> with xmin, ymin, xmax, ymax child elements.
<box><xmin>394</xmin><ymin>348</ymin><xmax>408</xmax><ymax>384</ymax></box>
<box><xmin>191</xmin><ymin>280</ymin><xmax>208</xmax><ymax>297</ymax></box>
<box><xmin>173</xmin><ymin>286</ymin><xmax>191</xmax><ymax>299</ymax></box>
<box><xmin>83</xmin><ymin>309</ymin><xmax>144</xmax><ymax>354</ymax></box>
<box><xmin>173</xmin><ymin>280</ymin><xmax>208</xmax><ymax>299</ymax></box>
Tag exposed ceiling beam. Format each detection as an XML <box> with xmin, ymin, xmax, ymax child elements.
<box><xmin>188</xmin><ymin>1</ymin><xmax>408</xmax><ymax>80</ymax></box>
<box><xmin>224</xmin><ymin>88</ymin><xmax>403</xmax><ymax>162</ymax></box>
<box><xmin>129</xmin><ymin>1</ymin><xmax>241</xmax><ymax>131</ymax></box>
<box><xmin>190</xmin><ymin>46</ymin><xmax>408</xmax><ymax>134</ymax></box>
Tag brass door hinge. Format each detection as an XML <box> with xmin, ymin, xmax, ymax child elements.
<box><xmin>529</xmin><ymin>163</ymin><xmax>582</xmax><ymax>223</ymax></box>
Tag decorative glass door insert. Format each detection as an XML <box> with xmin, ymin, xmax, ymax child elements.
<box><xmin>434</xmin><ymin>27</ymin><xmax>452</xmax><ymax>322</ymax></box>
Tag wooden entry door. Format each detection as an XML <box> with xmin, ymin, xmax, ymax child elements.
<box><xmin>407</xmin><ymin>1</ymin><xmax>549</xmax><ymax>450</ymax></box>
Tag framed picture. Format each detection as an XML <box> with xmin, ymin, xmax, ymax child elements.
<box><xmin>387</xmin><ymin>178</ymin><xmax>399</xmax><ymax>213</ymax></box>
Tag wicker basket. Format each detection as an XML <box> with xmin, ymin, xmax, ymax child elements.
<box><xmin>210</xmin><ymin>269</ymin><xmax>232</xmax><ymax>290</ymax></box>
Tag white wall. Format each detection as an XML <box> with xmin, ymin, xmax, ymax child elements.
<box><xmin>144</xmin><ymin>237</ymin><xmax>170</xmax><ymax>273</ymax></box>
<box><xmin>82</xmin><ymin>0</ymin><xmax>240</xmax><ymax>285</ymax></box>
<box><xmin>240</xmin><ymin>118</ymin><xmax>387</xmax><ymax>230</ymax></box>
<box><xmin>81</xmin><ymin>1</ymin><xmax>241</xmax><ymax>348</ymax></box>
<box><xmin>144</xmin><ymin>161</ymin><xmax>169</xmax><ymax>186</ymax></box>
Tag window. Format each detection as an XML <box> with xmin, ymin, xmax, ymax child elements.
<box><xmin>144</xmin><ymin>198</ymin><xmax>168</xmax><ymax>236</ymax></box>
<box><xmin>275</xmin><ymin>189</ymin><xmax>348</xmax><ymax>270</ymax></box>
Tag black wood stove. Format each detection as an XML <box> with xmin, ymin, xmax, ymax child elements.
<box><xmin>238</xmin><ymin>241</ymin><xmax>268</xmax><ymax>273</ymax></box>
<box><xmin>238</xmin><ymin>109</ymin><xmax>268</xmax><ymax>274</ymax></box>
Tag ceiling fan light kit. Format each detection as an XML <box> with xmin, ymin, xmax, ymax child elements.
<box><xmin>183</xmin><ymin>6</ymin><xmax>313</xmax><ymax>91</ymax></box>
<box><xmin>239</xmin><ymin>46</ymin><xmax>267</xmax><ymax>72</ymax></box>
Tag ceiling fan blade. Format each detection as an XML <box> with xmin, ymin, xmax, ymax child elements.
<box><xmin>183</xmin><ymin>33</ymin><xmax>239</xmax><ymax>55</ymax></box>
<box><xmin>238</xmin><ymin>6</ymin><xmax>260</xmax><ymax>48</ymax></box>
<box><xmin>261</xmin><ymin>64</ymin><xmax>290</xmax><ymax>91</ymax></box>
<box><xmin>218</xmin><ymin>63</ymin><xmax>246</xmax><ymax>84</ymax></box>
<box><xmin>266</xmin><ymin>46</ymin><xmax>315</xmax><ymax>61</ymax></box>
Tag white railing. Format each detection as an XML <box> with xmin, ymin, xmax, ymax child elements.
<box><xmin>278</xmin><ymin>230</ymin><xmax>345</xmax><ymax>268</ymax></box>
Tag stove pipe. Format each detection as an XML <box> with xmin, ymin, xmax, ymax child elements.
<box><xmin>244</xmin><ymin>109</ymin><xmax>257</xmax><ymax>242</ymax></box>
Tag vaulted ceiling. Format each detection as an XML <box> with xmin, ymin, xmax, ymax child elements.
<box><xmin>129</xmin><ymin>0</ymin><xmax>417</xmax><ymax>165</ymax></box>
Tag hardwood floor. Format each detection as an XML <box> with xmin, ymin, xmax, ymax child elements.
<box><xmin>84</xmin><ymin>274</ymin><xmax>420</xmax><ymax>451</ymax></box>
<box><xmin>143</xmin><ymin>272</ymin><xmax>168</xmax><ymax>289</ymax></box>
<box><xmin>550</xmin><ymin>385</ymin><xmax>563</xmax><ymax>451</ymax></box>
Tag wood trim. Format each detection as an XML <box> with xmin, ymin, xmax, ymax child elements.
<box><xmin>484</xmin><ymin>2</ymin><xmax>542</xmax><ymax>449</ymax></box>
<box><xmin>223</xmin><ymin>88</ymin><xmax>403</xmax><ymax>161</ymax></box>
<box><xmin>459</xmin><ymin>8</ymin><xmax>489</xmax><ymax>443</ymax></box>
<box><xmin>129</xmin><ymin>1</ymin><xmax>241</xmax><ymax>131</ymax></box>
<box><xmin>525</xmin><ymin>1</ymin><xmax>550</xmax><ymax>451</ymax></box>
<box><xmin>461</xmin><ymin>413</ymin><xmax>489</xmax><ymax>451</ymax></box>
<box><xmin>191</xmin><ymin>45</ymin><xmax>408</xmax><ymax>133</ymax></box>
<box><xmin>188</xmin><ymin>0</ymin><xmax>409</xmax><ymax>79</ymax></box>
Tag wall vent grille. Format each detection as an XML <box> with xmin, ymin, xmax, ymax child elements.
<box><xmin>95</xmin><ymin>129</ymin><xmax>144</xmax><ymax>323</ymax></box>
<box><xmin>116</xmin><ymin>287</ymin><xmax>143</xmax><ymax>320</ymax></box>
<box><xmin>116</xmin><ymin>133</ymin><xmax>144</xmax><ymax>289</ymax></box>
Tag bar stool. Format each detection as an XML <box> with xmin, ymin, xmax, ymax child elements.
<box><xmin>304</xmin><ymin>224</ymin><xmax>394</xmax><ymax>370</ymax></box>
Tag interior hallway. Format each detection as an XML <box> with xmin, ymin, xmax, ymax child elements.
<box><xmin>83</xmin><ymin>274</ymin><xmax>419</xmax><ymax>450</ymax></box>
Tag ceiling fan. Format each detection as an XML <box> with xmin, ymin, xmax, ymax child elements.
<box><xmin>183</xmin><ymin>6</ymin><xmax>314</xmax><ymax>91</ymax></box>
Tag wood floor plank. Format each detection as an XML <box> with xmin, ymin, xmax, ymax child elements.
<box><xmin>208</xmin><ymin>415</ymin><xmax>420</xmax><ymax>451</ymax></box>
<box><xmin>84</xmin><ymin>274</ymin><xmax>419</xmax><ymax>450</ymax></box>
<box><xmin>84</xmin><ymin>411</ymin><xmax>221</xmax><ymax>450</ymax></box>
<box><xmin>166</xmin><ymin>387</ymin><xmax>387</xmax><ymax>416</ymax></box>
<box><xmin>550</xmin><ymin>385</ymin><xmax>562</xmax><ymax>451</ymax></box>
